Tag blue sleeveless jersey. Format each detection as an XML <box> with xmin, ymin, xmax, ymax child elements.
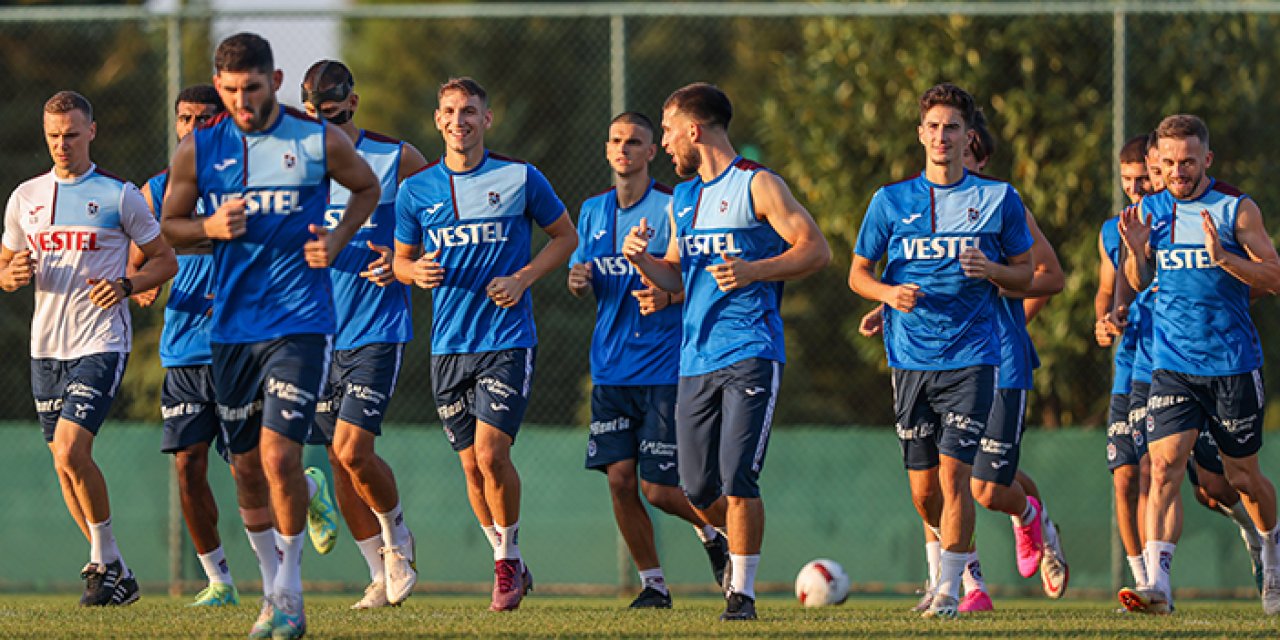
<box><xmin>995</xmin><ymin>296</ymin><xmax>1038</xmax><ymax>390</ymax></box>
<box><xmin>854</xmin><ymin>170</ymin><xmax>1034</xmax><ymax>371</ymax></box>
<box><xmin>194</xmin><ymin>106</ymin><xmax>334</xmax><ymax>344</ymax></box>
<box><xmin>571</xmin><ymin>180</ymin><xmax>680</xmax><ymax>386</ymax></box>
<box><xmin>147</xmin><ymin>171</ymin><xmax>214</xmax><ymax>367</ymax></box>
<box><xmin>673</xmin><ymin>157</ymin><xmax>787</xmax><ymax>376</ymax></box>
<box><xmin>1145</xmin><ymin>180</ymin><xmax>1262</xmax><ymax>376</ymax></box>
<box><xmin>394</xmin><ymin>151</ymin><xmax>566</xmax><ymax>355</ymax></box>
<box><xmin>325</xmin><ymin>130</ymin><xmax>412</xmax><ymax>350</ymax></box>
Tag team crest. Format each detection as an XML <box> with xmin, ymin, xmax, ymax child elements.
<box><xmin>86</xmin><ymin>201</ymin><xmax>100</xmax><ymax>217</ymax></box>
<box><xmin>966</xmin><ymin>207</ymin><xmax>980</xmax><ymax>222</ymax></box>
<box><xmin>1134</xmin><ymin>429</ymin><xmax>1144</xmax><ymax>447</ymax></box>
<box><xmin>27</xmin><ymin>205</ymin><xmax>44</xmax><ymax>223</ymax></box>
<box><xmin>488</xmin><ymin>191</ymin><xmax>501</xmax><ymax>207</ymax></box>
<box><xmin>1107</xmin><ymin>443</ymin><xmax>1117</xmax><ymax>462</ymax></box>
<box><xmin>720</xmin><ymin>200</ymin><xmax>729</xmax><ymax>213</ymax></box>
<box><xmin>282</xmin><ymin>152</ymin><xmax>297</xmax><ymax>170</ymax></box>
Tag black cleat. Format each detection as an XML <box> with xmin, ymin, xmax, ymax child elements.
<box><xmin>628</xmin><ymin>586</ymin><xmax>673</xmax><ymax>609</ymax></box>
<box><xmin>108</xmin><ymin>569</ymin><xmax>140</xmax><ymax>606</ymax></box>
<box><xmin>719</xmin><ymin>592</ymin><xmax>757</xmax><ymax>621</ymax></box>
<box><xmin>80</xmin><ymin>560</ymin><xmax>126</xmax><ymax>607</ymax></box>
<box><xmin>703</xmin><ymin>534</ymin><xmax>730</xmax><ymax>590</ymax></box>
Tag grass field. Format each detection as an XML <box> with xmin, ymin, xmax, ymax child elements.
<box><xmin>1</xmin><ymin>594</ymin><xmax>1278</xmax><ymax>638</ymax></box>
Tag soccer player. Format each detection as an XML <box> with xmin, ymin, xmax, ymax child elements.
<box><xmin>0</xmin><ymin>90</ymin><xmax>178</xmax><ymax>606</ymax></box>
<box><xmin>160</xmin><ymin>33</ymin><xmax>381</xmax><ymax>639</ymax></box>
<box><xmin>622</xmin><ymin>83</ymin><xmax>831</xmax><ymax>621</ymax></box>
<box><xmin>300</xmin><ymin>59</ymin><xmax>426</xmax><ymax>609</ymax></box>
<box><xmin>568</xmin><ymin>111</ymin><xmax>730</xmax><ymax>609</ymax></box>
<box><xmin>132</xmin><ymin>84</ymin><xmax>243</xmax><ymax>606</ymax></box>
<box><xmin>849</xmin><ymin>82</ymin><xmax>1034</xmax><ymax>618</ymax></box>
<box><xmin>1117</xmin><ymin>114</ymin><xmax>1280</xmax><ymax>614</ymax></box>
<box><xmin>393</xmin><ymin>77</ymin><xmax>577</xmax><ymax>612</ymax></box>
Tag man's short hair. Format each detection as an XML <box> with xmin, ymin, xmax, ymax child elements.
<box><xmin>438</xmin><ymin>77</ymin><xmax>487</xmax><ymax>106</ymax></box>
<box><xmin>969</xmin><ymin>108</ymin><xmax>996</xmax><ymax>166</ymax></box>
<box><xmin>175</xmin><ymin>84</ymin><xmax>223</xmax><ymax>113</ymax></box>
<box><xmin>1156</xmin><ymin>114</ymin><xmax>1210</xmax><ymax>148</ymax></box>
<box><xmin>919</xmin><ymin>82</ymin><xmax>976</xmax><ymax>128</ymax></box>
<box><xmin>1119</xmin><ymin>134</ymin><xmax>1148</xmax><ymax>164</ymax></box>
<box><xmin>214</xmin><ymin>33</ymin><xmax>274</xmax><ymax>74</ymax></box>
<box><xmin>1145</xmin><ymin>130</ymin><xmax>1160</xmax><ymax>153</ymax></box>
<box><xmin>44</xmin><ymin>90</ymin><xmax>93</xmax><ymax>121</ymax></box>
<box><xmin>610</xmin><ymin>111</ymin><xmax>656</xmax><ymax>137</ymax></box>
<box><xmin>663</xmin><ymin>83</ymin><xmax>732</xmax><ymax>130</ymax></box>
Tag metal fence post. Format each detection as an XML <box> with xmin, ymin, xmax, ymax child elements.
<box><xmin>1109</xmin><ymin>6</ymin><xmax>1127</xmax><ymax>597</ymax></box>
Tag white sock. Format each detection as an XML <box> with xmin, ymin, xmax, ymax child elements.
<box><xmin>88</xmin><ymin>518</ymin><xmax>122</xmax><ymax>566</ymax></box>
<box><xmin>274</xmin><ymin>531</ymin><xmax>305</xmax><ymax>597</ymax></box>
<box><xmin>694</xmin><ymin>524</ymin><xmax>718</xmax><ymax>544</ymax></box>
<box><xmin>937</xmin><ymin>550</ymin><xmax>966</xmax><ymax>600</ymax></box>
<box><xmin>1127</xmin><ymin>555</ymin><xmax>1149</xmax><ymax>590</ymax></box>
<box><xmin>246</xmin><ymin>528</ymin><xmax>280</xmax><ymax>596</ymax></box>
<box><xmin>355</xmin><ymin>535</ymin><xmax>385</xmax><ymax>583</ymax></box>
<box><xmin>305</xmin><ymin>474</ymin><xmax>318</xmax><ymax>501</ymax></box>
<box><xmin>1012</xmin><ymin>498</ymin><xmax>1036</xmax><ymax>527</ymax></box>
<box><xmin>494</xmin><ymin>522</ymin><xmax>521</xmax><ymax>562</ymax></box>
<box><xmin>639</xmin><ymin>567</ymin><xmax>669</xmax><ymax>595</ymax></box>
<box><xmin>1146</xmin><ymin>540</ymin><xmax>1176</xmax><ymax>598</ymax></box>
<box><xmin>729</xmin><ymin>554</ymin><xmax>759</xmax><ymax>599</ymax></box>
<box><xmin>925</xmin><ymin>541</ymin><xmax>942</xmax><ymax>590</ymax></box>
<box><xmin>481</xmin><ymin>524</ymin><xmax>500</xmax><ymax>550</ymax></box>
<box><xmin>198</xmin><ymin>546</ymin><xmax>234</xmax><ymax>586</ymax></box>
<box><xmin>375</xmin><ymin>502</ymin><xmax>412</xmax><ymax>550</ymax></box>
<box><xmin>1259</xmin><ymin>525</ymin><xmax>1280</xmax><ymax>569</ymax></box>
<box><xmin>961</xmin><ymin>550</ymin><xmax>986</xmax><ymax>594</ymax></box>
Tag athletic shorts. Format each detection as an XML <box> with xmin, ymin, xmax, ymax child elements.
<box><xmin>211</xmin><ymin>334</ymin><xmax>331</xmax><ymax>455</ymax></box>
<box><xmin>1186</xmin><ymin>427</ymin><xmax>1227</xmax><ymax>486</ymax></box>
<box><xmin>1147</xmin><ymin>368</ymin><xmax>1264</xmax><ymax>460</ymax></box>
<box><xmin>584</xmin><ymin>384</ymin><xmax>679</xmax><ymax>487</ymax></box>
<box><xmin>309</xmin><ymin>343</ymin><xmax>404</xmax><ymax>445</ymax></box>
<box><xmin>31</xmin><ymin>352</ymin><xmax>127</xmax><ymax>442</ymax></box>
<box><xmin>893</xmin><ymin>365</ymin><xmax>995</xmax><ymax>471</ymax></box>
<box><xmin>676</xmin><ymin>358</ymin><xmax>783</xmax><ymax>509</ymax></box>
<box><xmin>1107</xmin><ymin>388</ymin><xmax>1148</xmax><ymax>471</ymax></box>
<box><xmin>160</xmin><ymin>364</ymin><xmax>227</xmax><ymax>460</ymax></box>
<box><xmin>431</xmin><ymin>348</ymin><xmax>534</xmax><ymax>452</ymax></box>
<box><xmin>973</xmin><ymin>388</ymin><xmax>1027</xmax><ymax>486</ymax></box>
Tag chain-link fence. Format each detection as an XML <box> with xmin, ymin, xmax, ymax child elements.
<box><xmin>2</xmin><ymin>1</ymin><xmax>1279</xmax><ymax>595</ymax></box>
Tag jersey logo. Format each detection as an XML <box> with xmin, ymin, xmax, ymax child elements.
<box><xmin>679</xmin><ymin>233</ymin><xmax>742</xmax><ymax>257</ymax></box>
<box><xmin>676</xmin><ymin>206</ymin><xmax>693</xmax><ymax>218</ymax></box>
<box><xmin>593</xmin><ymin>229</ymin><xmax>607</xmax><ymax>241</ymax></box>
<box><xmin>283</xmin><ymin>152</ymin><xmax>297</xmax><ymax>170</ymax></box>
<box><xmin>967</xmin><ymin>207</ymin><xmax>980</xmax><ymax>222</ymax></box>
<box><xmin>426</xmin><ymin>221</ymin><xmax>510</xmax><ymax>248</ymax></box>
<box><xmin>901</xmin><ymin>213</ymin><xmax>922</xmax><ymax>224</ymax></box>
<box><xmin>719</xmin><ymin>200</ymin><xmax>729</xmax><ymax>213</ymax></box>
<box><xmin>424</xmin><ymin>202</ymin><xmax>445</xmax><ymax>215</ymax></box>
<box><xmin>27</xmin><ymin>205</ymin><xmax>44</xmax><ymax>223</ymax></box>
<box><xmin>86</xmin><ymin>201</ymin><xmax>100</xmax><ymax>217</ymax></box>
<box><xmin>487</xmin><ymin>191</ymin><xmax>501</xmax><ymax>207</ymax></box>
<box><xmin>1156</xmin><ymin>248</ymin><xmax>1215</xmax><ymax>270</ymax></box>
<box><xmin>213</xmin><ymin>158</ymin><xmax>238</xmax><ymax>172</ymax></box>
<box><xmin>901</xmin><ymin>236</ymin><xmax>979</xmax><ymax>260</ymax></box>
<box><xmin>1151</xmin><ymin>219</ymin><xmax>1168</xmax><ymax>231</ymax></box>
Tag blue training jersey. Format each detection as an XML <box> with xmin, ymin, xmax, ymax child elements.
<box><xmin>854</xmin><ymin>170</ymin><xmax>1034</xmax><ymax>371</ymax></box>
<box><xmin>395</xmin><ymin>151</ymin><xmax>566</xmax><ymax>355</ymax></box>
<box><xmin>147</xmin><ymin>170</ymin><xmax>214</xmax><ymax>367</ymax></box>
<box><xmin>325</xmin><ymin>130</ymin><xmax>412</xmax><ymax>351</ymax></box>
<box><xmin>572</xmin><ymin>180</ymin><xmax>680</xmax><ymax>386</ymax></box>
<box><xmin>194</xmin><ymin>106</ymin><xmax>334</xmax><ymax>344</ymax></box>
<box><xmin>1144</xmin><ymin>180</ymin><xmax>1262</xmax><ymax>376</ymax></box>
<box><xmin>674</xmin><ymin>157</ymin><xmax>788</xmax><ymax>376</ymax></box>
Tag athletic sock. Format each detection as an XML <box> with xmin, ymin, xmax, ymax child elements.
<box><xmin>1146</xmin><ymin>541</ymin><xmax>1176</xmax><ymax>598</ymax></box>
<box><xmin>937</xmin><ymin>550</ymin><xmax>966</xmax><ymax>601</ymax></box>
<box><xmin>374</xmin><ymin>501</ymin><xmax>411</xmax><ymax>549</ymax></box>
<box><xmin>962</xmin><ymin>550</ymin><xmax>986</xmax><ymax>594</ymax></box>
<box><xmin>639</xmin><ymin>567</ymin><xmax>669</xmax><ymax>595</ymax></box>
<box><xmin>1259</xmin><ymin>525</ymin><xmax>1280</xmax><ymax>569</ymax></box>
<box><xmin>355</xmin><ymin>535</ymin><xmax>385</xmax><ymax>583</ymax></box>
<box><xmin>925</xmin><ymin>541</ymin><xmax>942</xmax><ymax>590</ymax></box>
<box><xmin>88</xmin><ymin>518</ymin><xmax>121</xmax><ymax>566</ymax></box>
<box><xmin>274</xmin><ymin>531</ymin><xmax>304</xmax><ymax>597</ymax></box>
<box><xmin>246</xmin><ymin>528</ymin><xmax>280</xmax><ymax>596</ymax></box>
<box><xmin>481</xmin><ymin>524</ymin><xmax>500</xmax><ymax>550</ymax></box>
<box><xmin>693</xmin><ymin>524</ymin><xmax>719</xmax><ymax>544</ymax></box>
<box><xmin>1127</xmin><ymin>555</ymin><xmax>1149</xmax><ymax>590</ymax></box>
<box><xmin>729</xmin><ymin>554</ymin><xmax>759</xmax><ymax>599</ymax></box>
<box><xmin>198</xmin><ymin>546</ymin><xmax>234</xmax><ymax>586</ymax></box>
<box><xmin>494</xmin><ymin>522</ymin><xmax>521</xmax><ymax>562</ymax></box>
<box><xmin>1012</xmin><ymin>499</ymin><xmax>1036</xmax><ymax>527</ymax></box>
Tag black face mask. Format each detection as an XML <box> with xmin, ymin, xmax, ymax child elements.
<box><xmin>302</xmin><ymin>82</ymin><xmax>353</xmax><ymax>125</ymax></box>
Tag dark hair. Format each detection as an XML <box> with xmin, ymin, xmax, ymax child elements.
<box><xmin>663</xmin><ymin>83</ymin><xmax>732</xmax><ymax>129</ymax></box>
<box><xmin>438</xmin><ymin>77</ymin><xmax>487</xmax><ymax>106</ymax></box>
<box><xmin>175</xmin><ymin>84</ymin><xmax>223</xmax><ymax>113</ymax></box>
<box><xmin>969</xmin><ymin>108</ymin><xmax>996</xmax><ymax>165</ymax></box>
<box><xmin>1119</xmin><ymin>134</ymin><xmax>1148</xmax><ymax>164</ymax></box>
<box><xmin>214</xmin><ymin>32</ymin><xmax>274</xmax><ymax>74</ymax></box>
<box><xmin>610</xmin><ymin>111</ymin><xmax>655</xmax><ymax>137</ymax></box>
<box><xmin>1145</xmin><ymin>130</ymin><xmax>1159</xmax><ymax>153</ymax></box>
<box><xmin>44</xmin><ymin>90</ymin><xmax>93</xmax><ymax>121</ymax></box>
<box><xmin>919</xmin><ymin>82</ymin><xmax>975</xmax><ymax>128</ymax></box>
<box><xmin>1156</xmin><ymin>114</ymin><xmax>1210</xmax><ymax>148</ymax></box>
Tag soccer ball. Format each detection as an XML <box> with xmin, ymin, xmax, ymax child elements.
<box><xmin>795</xmin><ymin>558</ymin><xmax>850</xmax><ymax>607</ymax></box>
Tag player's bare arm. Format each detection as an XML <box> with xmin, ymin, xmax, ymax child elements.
<box><xmin>397</xmin><ymin>142</ymin><xmax>429</xmax><ymax>181</ymax></box>
<box><xmin>1207</xmin><ymin>201</ymin><xmax>1280</xmax><ymax>293</ymax></box>
<box><xmin>128</xmin><ymin>186</ymin><xmax>162</xmax><ymax>306</ymax></box>
<box><xmin>1015</xmin><ymin>210</ymin><xmax>1064</xmax><ymax>322</ymax></box>
<box><xmin>1118</xmin><ymin>204</ymin><xmax>1154</xmax><ymax>291</ymax></box>
<box><xmin>1094</xmin><ymin>234</ymin><xmax>1123</xmax><ymax>347</ymax></box>
<box><xmin>160</xmin><ymin>136</ymin><xmax>240</xmax><ymax>247</ymax></box>
<box><xmin>487</xmin><ymin>211</ymin><xmax>577</xmax><ymax>308</ymax></box>
<box><xmin>0</xmin><ymin>246</ymin><xmax>36</xmax><ymax>291</ymax></box>
<box><xmin>357</xmin><ymin>142</ymin><xmax>430</xmax><ymax>287</ymax></box>
<box><xmin>848</xmin><ymin>255</ymin><xmax>924</xmax><ymax>313</ymax></box>
<box><xmin>305</xmin><ymin>122</ymin><xmax>381</xmax><ymax>268</ymax></box>
<box><xmin>88</xmin><ymin>235</ymin><xmax>176</xmax><ymax>309</ymax></box>
<box><xmin>622</xmin><ymin>211</ymin><xmax>682</xmax><ymax>294</ymax></box>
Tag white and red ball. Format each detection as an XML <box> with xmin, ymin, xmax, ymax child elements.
<box><xmin>795</xmin><ymin>558</ymin><xmax>850</xmax><ymax>607</ymax></box>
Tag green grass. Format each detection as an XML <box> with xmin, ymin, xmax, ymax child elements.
<box><xmin>0</xmin><ymin>594</ymin><xmax>1277</xmax><ymax>638</ymax></box>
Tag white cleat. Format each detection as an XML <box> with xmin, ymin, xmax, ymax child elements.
<box><xmin>921</xmin><ymin>593</ymin><xmax>959</xmax><ymax>619</ymax></box>
<box><xmin>1040</xmin><ymin>518</ymin><xmax>1069</xmax><ymax>599</ymax></box>
<box><xmin>351</xmin><ymin>580</ymin><xmax>392</xmax><ymax>609</ymax></box>
<box><xmin>382</xmin><ymin>533</ymin><xmax>418</xmax><ymax>605</ymax></box>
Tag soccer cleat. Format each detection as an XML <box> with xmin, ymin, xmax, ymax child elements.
<box><xmin>1039</xmin><ymin>518</ymin><xmax>1069</xmax><ymax>599</ymax></box>
<box><xmin>719</xmin><ymin>591</ymin><xmax>757</xmax><ymax>621</ymax></box>
<box><xmin>1263</xmin><ymin>565</ymin><xmax>1280</xmax><ymax>615</ymax></box>
<box><xmin>522</xmin><ymin>562</ymin><xmax>535</xmax><ymax>595</ymax></box>
<box><xmin>1012</xmin><ymin>496</ymin><xmax>1045</xmax><ymax>578</ymax></box>
<box><xmin>270</xmin><ymin>591</ymin><xmax>307</xmax><ymax>639</ymax></box>
<box><xmin>108</xmin><ymin>569</ymin><xmax>140</xmax><ymax>606</ymax></box>
<box><xmin>703</xmin><ymin>534</ymin><xmax>730</xmax><ymax>590</ymax></box>
<box><xmin>957</xmin><ymin>589</ymin><xmax>993</xmax><ymax>612</ymax></box>
<box><xmin>628</xmin><ymin>586</ymin><xmax>673</xmax><ymax>609</ymax></box>
<box><xmin>1118</xmin><ymin>587</ymin><xmax>1172</xmax><ymax>615</ymax></box>
<box><xmin>921</xmin><ymin>593</ymin><xmax>959</xmax><ymax>619</ymax></box>
<box><xmin>190</xmin><ymin>582</ymin><xmax>240</xmax><ymax>607</ymax></box>
<box><xmin>351</xmin><ymin>580</ymin><xmax>392</xmax><ymax>609</ymax></box>
<box><xmin>79</xmin><ymin>560</ymin><xmax>125</xmax><ymax>606</ymax></box>
<box><xmin>911</xmin><ymin>584</ymin><xmax>936</xmax><ymax>612</ymax></box>
<box><xmin>1241</xmin><ymin>525</ymin><xmax>1265</xmax><ymax>594</ymax></box>
<box><xmin>304</xmin><ymin>467</ymin><xmax>338</xmax><ymax>555</ymax></box>
<box><xmin>382</xmin><ymin>533</ymin><xmax>418</xmax><ymax>605</ymax></box>
<box><xmin>249</xmin><ymin>597</ymin><xmax>276</xmax><ymax>640</ymax></box>
<box><xmin>489</xmin><ymin>559</ymin><xmax>526</xmax><ymax>611</ymax></box>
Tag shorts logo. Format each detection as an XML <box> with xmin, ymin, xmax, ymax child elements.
<box><xmin>1133</xmin><ymin>430</ymin><xmax>1144</xmax><ymax>447</ymax></box>
<box><xmin>639</xmin><ymin>441</ymin><xmax>677</xmax><ymax>457</ymax></box>
<box><xmin>479</xmin><ymin>377</ymin><xmax>517</xmax><ymax>399</ymax></box>
<box><xmin>73</xmin><ymin>403</ymin><xmax>94</xmax><ymax>419</ymax></box>
<box><xmin>586</xmin><ymin>439</ymin><xmax>597</xmax><ymax>457</ymax></box>
<box><xmin>1220</xmin><ymin>416</ymin><xmax>1256</xmax><ymax>434</ymax></box>
<box><xmin>1237</xmin><ymin>432</ymin><xmax>1257</xmax><ymax>445</ymax></box>
<box><xmin>589</xmin><ymin>417</ymin><xmax>629</xmax><ymax>435</ymax></box>
<box><xmin>66</xmin><ymin>382</ymin><xmax>104</xmax><ymax>400</ymax></box>
<box><xmin>658</xmin><ymin>462</ymin><xmax>676</xmax><ymax>471</ymax></box>
<box><xmin>990</xmin><ymin>460</ymin><xmax>1009</xmax><ymax>470</ymax></box>
<box><xmin>443</xmin><ymin>425</ymin><xmax>456</xmax><ymax>443</ymax></box>
<box><xmin>280</xmin><ymin>409</ymin><xmax>304</xmax><ymax>421</ymax></box>
<box><xmin>265</xmin><ymin>378</ymin><xmax>316</xmax><ymax>404</ymax></box>
<box><xmin>944</xmin><ymin>412</ymin><xmax>984</xmax><ymax>435</ymax></box>
<box><xmin>1147</xmin><ymin>394</ymin><xmax>1189</xmax><ymax>411</ymax></box>
<box><xmin>488</xmin><ymin>191</ymin><xmax>501</xmax><ymax>207</ymax></box>
<box><xmin>437</xmin><ymin>398</ymin><xmax>467</xmax><ymax>421</ymax></box>
<box><xmin>217</xmin><ymin>400</ymin><xmax>262</xmax><ymax>422</ymax></box>
<box><xmin>1107</xmin><ymin>443</ymin><xmax>1117</xmax><ymax>462</ymax></box>
<box><xmin>362</xmin><ymin>408</ymin><xmax>381</xmax><ymax>417</ymax></box>
<box><xmin>86</xmin><ymin>201</ymin><xmax>100</xmax><ymax>217</ymax></box>
<box><xmin>1146</xmin><ymin>413</ymin><xmax>1155</xmax><ymax>432</ymax></box>
<box><xmin>490</xmin><ymin>402</ymin><xmax>509</xmax><ymax>413</ymax></box>
<box><xmin>283</xmin><ymin>152</ymin><xmax>297</xmax><ymax>170</ymax></box>
<box><xmin>35</xmin><ymin>398</ymin><xmax>64</xmax><ymax>413</ymax></box>
<box><xmin>744</xmin><ymin>386</ymin><xmax>766</xmax><ymax>397</ymax></box>
<box><xmin>958</xmin><ymin>438</ymin><xmax>978</xmax><ymax>448</ymax></box>
<box><xmin>346</xmin><ymin>384</ymin><xmax>387</xmax><ymax>404</ymax></box>
<box><xmin>895</xmin><ymin>421</ymin><xmax>936</xmax><ymax>441</ymax></box>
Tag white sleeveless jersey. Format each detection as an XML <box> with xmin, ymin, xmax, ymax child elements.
<box><xmin>2</xmin><ymin>165</ymin><xmax>161</xmax><ymax>359</ymax></box>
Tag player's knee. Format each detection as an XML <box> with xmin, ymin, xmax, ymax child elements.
<box><xmin>50</xmin><ymin>441</ymin><xmax>92</xmax><ymax>474</ymax></box>
<box><xmin>1114</xmin><ymin>469</ymin><xmax>1141</xmax><ymax>502</ymax></box>
<box><xmin>606</xmin><ymin>469</ymin><xmax>638</xmax><ymax>499</ymax></box>
<box><xmin>1148</xmin><ymin>455</ymin><xmax>1183</xmax><ymax>485</ymax></box>
<box><xmin>174</xmin><ymin>450</ymin><xmax>209</xmax><ymax>485</ymax></box>
<box><xmin>970</xmin><ymin>478</ymin><xmax>999</xmax><ymax>510</ymax></box>
<box><xmin>1226</xmin><ymin>471</ymin><xmax>1260</xmax><ymax>499</ymax></box>
<box><xmin>474</xmin><ymin>444</ymin><xmax>511</xmax><ymax>474</ymax></box>
<box><xmin>640</xmin><ymin>482</ymin><xmax>677</xmax><ymax>510</ymax></box>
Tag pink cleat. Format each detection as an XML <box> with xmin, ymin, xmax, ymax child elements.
<box><xmin>1013</xmin><ymin>496</ymin><xmax>1045</xmax><ymax>578</ymax></box>
<box><xmin>489</xmin><ymin>559</ymin><xmax>526</xmax><ymax>611</ymax></box>
<box><xmin>958</xmin><ymin>589</ymin><xmax>993</xmax><ymax>613</ymax></box>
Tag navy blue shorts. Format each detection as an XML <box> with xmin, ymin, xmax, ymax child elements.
<box><xmin>1148</xmin><ymin>369</ymin><xmax>1265</xmax><ymax>460</ymax></box>
<box><xmin>972</xmin><ymin>388</ymin><xmax>1027</xmax><ymax>486</ymax></box>
<box><xmin>31</xmin><ymin>353</ymin><xmax>127</xmax><ymax>442</ymax></box>
<box><xmin>585</xmin><ymin>384</ymin><xmax>679</xmax><ymax>487</ymax></box>
<box><xmin>310</xmin><ymin>343</ymin><xmax>404</xmax><ymax>445</ymax></box>
<box><xmin>211</xmin><ymin>335</ymin><xmax>331</xmax><ymax>455</ymax></box>
<box><xmin>676</xmin><ymin>358</ymin><xmax>783</xmax><ymax>509</ymax></box>
<box><xmin>893</xmin><ymin>365</ymin><xmax>994</xmax><ymax>471</ymax></box>
<box><xmin>431</xmin><ymin>348</ymin><xmax>535</xmax><ymax>452</ymax></box>
<box><xmin>1187</xmin><ymin>427</ymin><xmax>1227</xmax><ymax>486</ymax></box>
<box><xmin>1107</xmin><ymin>388</ymin><xmax>1148</xmax><ymax>471</ymax></box>
<box><xmin>160</xmin><ymin>364</ymin><xmax>227</xmax><ymax>459</ymax></box>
